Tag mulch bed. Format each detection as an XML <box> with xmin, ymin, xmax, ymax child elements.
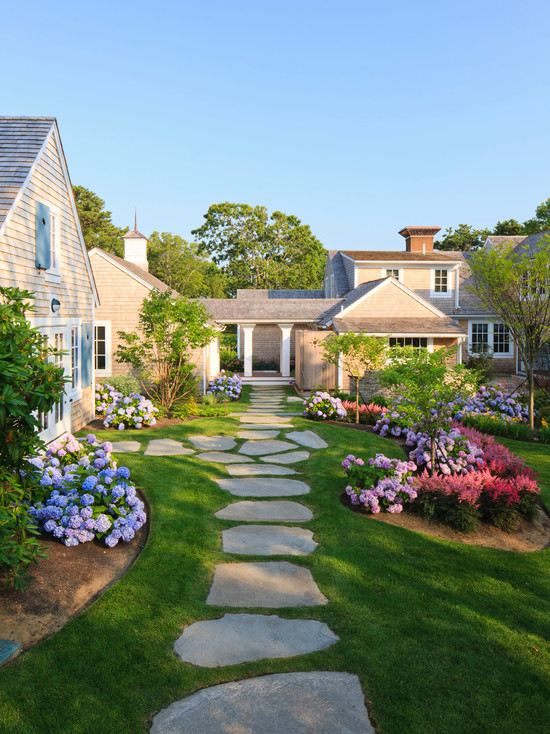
<box><xmin>0</xmin><ymin>526</ymin><xmax>146</xmax><ymax>650</ymax></box>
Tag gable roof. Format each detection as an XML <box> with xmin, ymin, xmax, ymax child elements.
<box><xmin>333</xmin><ymin>317</ymin><xmax>465</xmax><ymax>336</ymax></box>
<box><xmin>200</xmin><ymin>297</ymin><xmax>339</xmax><ymax>322</ymax></box>
<box><xmin>0</xmin><ymin>117</ymin><xmax>55</xmax><ymax>228</ymax></box>
<box><xmin>340</xmin><ymin>250</ymin><xmax>462</xmax><ymax>263</ymax></box>
<box><xmin>89</xmin><ymin>248</ymin><xmax>177</xmax><ymax>295</ymax></box>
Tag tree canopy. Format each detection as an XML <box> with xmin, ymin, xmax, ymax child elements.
<box><xmin>435</xmin><ymin>224</ymin><xmax>491</xmax><ymax>251</ymax></box>
<box><xmin>73</xmin><ymin>186</ymin><xmax>127</xmax><ymax>256</ymax></box>
<box><xmin>147</xmin><ymin>231</ymin><xmax>227</xmax><ymax>297</ymax></box>
<box><xmin>191</xmin><ymin>202</ymin><xmax>326</xmax><ymax>293</ymax></box>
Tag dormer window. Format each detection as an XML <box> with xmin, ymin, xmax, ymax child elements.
<box><xmin>431</xmin><ymin>268</ymin><xmax>451</xmax><ymax>297</ymax></box>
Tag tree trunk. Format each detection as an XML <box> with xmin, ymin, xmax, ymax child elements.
<box><xmin>430</xmin><ymin>438</ymin><xmax>436</xmax><ymax>476</ymax></box>
<box><xmin>528</xmin><ymin>368</ymin><xmax>535</xmax><ymax>431</ymax></box>
<box><xmin>355</xmin><ymin>378</ymin><xmax>360</xmax><ymax>424</ymax></box>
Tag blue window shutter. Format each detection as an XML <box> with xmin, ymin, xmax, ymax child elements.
<box><xmin>81</xmin><ymin>323</ymin><xmax>93</xmax><ymax>387</ymax></box>
<box><xmin>35</xmin><ymin>202</ymin><xmax>51</xmax><ymax>270</ymax></box>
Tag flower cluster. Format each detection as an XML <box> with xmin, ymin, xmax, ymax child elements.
<box><xmin>207</xmin><ymin>371</ymin><xmax>243</xmax><ymax>401</ymax></box>
<box><xmin>343</xmin><ymin>453</ymin><xmax>417</xmax><ymax>514</ymax></box>
<box><xmin>457</xmin><ymin>424</ymin><xmax>536</xmax><ymax>480</ymax></box>
<box><xmin>27</xmin><ymin>434</ymin><xmax>146</xmax><ymax>547</ymax></box>
<box><xmin>304</xmin><ymin>391</ymin><xmax>347</xmax><ymax>420</ymax></box>
<box><xmin>95</xmin><ymin>383</ymin><xmax>121</xmax><ymax>415</ymax></box>
<box><xmin>454</xmin><ymin>386</ymin><xmax>528</xmax><ymax>423</ymax></box>
<box><xmin>341</xmin><ymin>401</ymin><xmax>385</xmax><ymax>424</ymax></box>
<box><xmin>406</xmin><ymin>428</ymin><xmax>485</xmax><ymax>475</ymax></box>
<box><xmin>103</xmin><ymin>393</ymin><xmax>158</xmax><ymax>430</ymax></box>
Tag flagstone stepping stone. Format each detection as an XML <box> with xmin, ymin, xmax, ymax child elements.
<box><xmin>144</xmin><ymin>439</ymin><xmax>194</xmax><ymax>456</ymax></box>
<box><xmin>222</xmin><ymin>525</ymin><xmax>318</xmax><ymax>555</ymax></box>
<box><xmin>206</xmin><ymin>561</ymin><xmax>328</xmax><ymax>607</ymax></box>
<box><xmin>0</xmin><ymin>640</ymin><xmax>21</xmax><ymax>667</ymax></box>
<box><xmin>227</xmin><ymin>464</ymin><xmax>297</xmax><ymax>476</ymax></box>
<box><xmin>285</xmin><ymin>429</ymin><xmax>328</xmax><ymax>449</ymax></box>
<box><xmin>173</xmin><ymin>614</ymin><xmax>338</xmax><ymax>667</ymax></box>
<box><xmin>260</xmin><ymin>450</ymin><xmax>310</xmax><ymax>464</ymax></box>
<box><xmin>110</xmin><ymin>440</ymin><xmax>141</xmax><ymax>453</ymax></box>
<box><xmin>216</xmin><ymin>478</ymin><xmax>310</xmax><ymax>497</ymax></box>
<box><xmin>197</xmin><ymin>452</ymin><xmax>253</xmax><ymax>464</ymax></box>
<box><xmin>287</xmin><ymin>395</ymin><xmax>306</xmax><ymax>402</ymax></box>
<box><xmin>237</xmin><ymin>430</ymin><xmax>280</xmax><ymax>439</ymax></box>
<box><xmin>239</xmin><ymin>439</ymin><xmax>297</xmax><ymax>456</ymax></box>
<box><xmin>237</xmin><ymin>415</ymin><xmax>294</xmax><ymax>425</ymax></box>
<box><xmin>215</xmin><ymin>500</ymin><xmax>313</xmax><ymax>521</ymax></box>
<box><xmin>189</xmin><ymin>435</ymin><xmax>236</xmax><ymax>451</ymax></box>
<box><xmin>150</xmin><ymin>672</ymin><xmax>372</xmax><ymax>734</ymax></box>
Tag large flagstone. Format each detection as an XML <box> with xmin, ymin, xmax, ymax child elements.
<box><xmin>144</xmin><ymin>439</ymin><xmax>194</xmax><ymax>457</ymax></box>
<box><xmin>239</xmin><ymin>439</ymin><xmax>297</xmax><ymax>456</ymax></box>
<box><xmin>173</xmin><ymin>614</ymin><xmax>337</xmax><ymax>667</ymax></box>
<box><xmin>150</xmin><ymin>672</ymin><xmax>373</xmax><ymax>734</ymax></box>
<box><xmin>239</xmin><ymin>423</ymin><xmax>294</xmax><ymax>430</ymax></box>
<box><xmin>222</xmin><ymin>525</ymin><xmax>317</xmax><ymax>555</ymax></box>
<box><xmin>189</xmin><ymin>435</ymin><xmax>236</xmax><ymax>451</ymax></box>
<box><xmin>196</xmin><ymin>452</ymin><xmax>253</xmax><ymax>464</ymax></box>
<box><xmin>110</xmin><ymin>440</ymin><xmax>141</xmax><ymax>453</ymax></box>
<box><xmin>260</xmin><ymin>450</ymin><xmax>309</xmax><ymax>464</ymax></box>
<box><xmin>285</xmin><ymin>429</ymin><xmax>328</xmax><ymax>449</ymax></box>
<box><xmin>237</xmin><ymin>430</ymin><xmax>280</xmax><ymax>439</ymax></box>
<box><xmin>215</xmin><ymin>500</ymin><xmax>313</xmax><ymax>521</ymax></box>
<box><xmin>226</xmin><ymin>464</ymin><xmax>297</xmax><ymax>476</ymax></box>
<box><xmin>206</xmin><ymin>561</ymin><xmax>328</xmax><ymax>607</ymax></box>
<box><xmin>216</xmin><ymin>478</ymin><xmax>310</xmax><ymax>497</ymax></box>
<box><xmin>287</xmin><ymin>395</ymin><xmax>306</xmax><ymax>403</ymax></box>
<box><xmin>237</xmin><ymin>415</ymin><xmax>294</xmax><ymax>425</ymax></box>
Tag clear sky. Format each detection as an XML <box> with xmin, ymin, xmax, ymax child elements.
<box><xmin>4</xmin><ymin>0</ymin><xmax>550</xmax><ymax>250</ymax></box>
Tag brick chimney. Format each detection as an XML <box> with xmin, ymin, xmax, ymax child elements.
<box><xmin>123</xmin><ymin>212</ymin><xmax>149</xmax><ymax>271</ymax></box>
<box><xmin>399</xmin><ymin>226</ymin><xmax>441</xmax><ymax>254</ymax></box>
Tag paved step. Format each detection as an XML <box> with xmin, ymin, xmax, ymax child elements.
<box><xmin>260</xmin><ymin>450</ymin><xmax>309</xmax><ymax>464</ymax></box>
<box><xmin>237</xmin><ymin>430</ymin><xmax>280</xmax><ymax>439</ymax></box>
<box><xmin>215</xmin><ymin>500</ymin><xmax>313</xmax><ymax>522</ymax></box>
<box><xmin>110</xmin><ymin>440</ymin><xmax>141</xmax><ymax>453</ymax></box>
<box><xmin>226</xmin><ymin>464</ymin><xmax>297</xmax><ymax>476</ymax></box>
<box><xmin>189</xmin><ymin>435</ymin><xmax>236</xmax><ymax>451</ymax></box>
<box><xmin>222</xmin><ymin>525</ymin><xmax>317</xmax><ymax>556</ymax></box>
<box><xmin>207</xmin><ymin>561</ymin><xmax>328</xmax><ymax>607</ymax></box>
<box><xmin>285</xmin><ymin>430</ymin><xmax>328</xmax><ymax>449</ymax></box>
<box><xmin>150</xmin><ymin>672</ymin><xmax>373</xmax><ymax>734</ymax></box>
<box><xmin>239</xmin><ymin>439</ymin><xmax>297</xmax><ymax>456</ymax></box>
<box><xmin>239</xmin><ymin>423</ymin><xmax>294</xmax><ymax>430</ymax></box>
<box><xmin>216</xmin><ymin>478</ymin><xmax>310</xmax><ymax>497</ymax></box>
<box><xmin>236</xmin><ymin>415</ymin><xmax>294</xmax><ymax>425</ymax></box>
<box><xmin>144</xmin><ymin>439</ymin><xmax>194</xmax><ymax>457</ymax></box>
<box><xmin>173</xmin><ymin>614</ymin><xmax>337</xmax><ymax>667</ymax></box>
<box><xmin>196</xmin><ymin>452</ymin><xmax>253</xmax><ymax>464</ymax></box>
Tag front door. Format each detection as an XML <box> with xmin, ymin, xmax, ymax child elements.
<box><xmin>39</xmin><ymin>326</ymin><xmax>71</xmax><ymax>443</ymax></box>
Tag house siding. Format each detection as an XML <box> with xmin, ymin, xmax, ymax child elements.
<box><xmin>343</xmin><ymin>283</ymin><xmax>439</xmax><ymax>319</ymax></box>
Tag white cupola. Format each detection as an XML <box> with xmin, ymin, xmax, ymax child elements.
<box><xmin>123</xmin><ymin>212</ymin><xmax>149</xmax><ymax>271</ymax></box>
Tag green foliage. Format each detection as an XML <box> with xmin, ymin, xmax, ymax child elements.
<box><xmin>493</xmin><ymin>218</ymin><xmax>525</xmax><ymax>235</ymax></box>
<box><xmin>0</xmin><ymin>288</ymin><xmax>65</xmax><ymax>587</ymax></box>
<box><xmin>412</xmin><ymin>489</ymin><xmax>479</xmax><ymax>532</ymax></box>
<box><xmin>220</xmin><ymin>347</ymin><xmax>242</xmax><ymax>372</ymax></box>
<box><xmin>104</xmin><ymin>375</ymin><xmax>141</xmax><ymax>396</ymax></box>
<box><xmin>460</xmin><ymin>414</ymin><xmax>549</xmax><ymax>442</ymax></box>
<box><xmin>116</xmin><ymin>291</ymin><xmax>213</xmax><ymax>413</ymax></box>
<box><xmin>435</xmin><ymin>223</ymin><xmax>491</xmax><ymax>251</ymax></box>
<box><xmin>321</xmin><ymin>333</ymin><xmax>387</xmax><ymax>423</ymax></box>
<box><xmin>73</xmin><ymin>185</ymin><xmax>127</xmax><ymax>255</ymax></box>
<box><xmin>463</xmin><ymin>351</ymin><xmax>493</xmax><ymax>384</ymax></box>
<box><xmin>192</xmin><ymin>202</ymin><xmax>326</xmax><ymax>293</ymax></box>
<box><xmin>524</xmin><ymin>198</ymin><xmax>550</xmax><ymax>234</ymax></box>
<box><xmin>147</xmin><ymin>231</ymin><xmax>227</xmax><ymax>297</ymax></box>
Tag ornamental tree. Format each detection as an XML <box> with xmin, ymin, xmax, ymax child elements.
<box><xmin>116</xmin><ymin>290</ymin><xmax>216</xmax><ymax>413</ymax></box>
<box><xmin>0</xmin><ymin>287</ymin><xmax>66</xmax><ymax>586</ymax></box>
<box><xmin>380</xmin><ymin>347</ymin><xmax>477</xmax><ymax>473</ymax></box>
<box><xmin>469</xmin><ymin>236</ymin><xmax>550</xmax><ymax>429</ymax></box>
<box><xmin>321</xmin><ymin>334</ymin><xmax>387</xmax><ymax>423</ymax></box>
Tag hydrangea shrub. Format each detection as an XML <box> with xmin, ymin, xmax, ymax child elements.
<box><xmin>95</xmin><ymin>383</ymin><xmax>121</xmax><ymax>415</ymax></box>
<box><xmin>343</xmin><ymin>453</ymin><xmax>417</xmax><ymax>514</ymax></box>
<box><xmin>304</xmin><ymin>391</ymin><xmax>347</xmax><ymax>420</ymax></box>
<box><xmin>454</xmin><ymin>385</ymin><xmax>528</xmax><ymax>423</ymax></box>
<box><xmin>103</xmin><ymin>393</ymin><xmax>158</xmax><ymax>430</ymax></box>
<box><xmin>28</xmin><ymin>434</ymin><xmax>146</xmax><ymax>547</ymax></box>
<box><xmin>207</xmin><ymin>371</ymin><xmax>243</xmax><ymax>401</ymax></box>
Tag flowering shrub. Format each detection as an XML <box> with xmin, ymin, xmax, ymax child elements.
<box><xmin>207</xmin><ymin>371</ymin><xmax>242</xmax><ymax>401</ymax></box>
<box><xmin>28</xmin><ymin>434</ymin><xmax>146</xmax><ymax>547</ymax></box>
<box><xmin>457</xmin><ymin>425</ymin><xmax>536</xmax><ymax>479</ymax></box>
<box><xmin>304</xmin><ymin>391</ymin><xmax>347</xmax><ymax>420</ymax></box>
<box><xmin>341</xmin><ymin>401</ymin><xmax>385</xmax><ymax>425</ymax></box>
<box><xmin>454</xmin><ymin>385</ymin><xmax>528</xmax><ymax>423</ymax></box>
<box><xmin>95</xmin><ymin>383</ymin><xmax>122</xmax><ymax>415</ymax></box>
<box><xmin>343</xmin><ymin>453</ymin><xmax>417</xmax><ymax>514</ymax></box>
<box><xmin>406</xmin><ymin>428</ymin><xmax>485</xmax><ymax>475</ymax></box>
<box><xmin>103</xmin><ymin>392</ymin><xmax>158</xmax><ymax>430</ymax></box>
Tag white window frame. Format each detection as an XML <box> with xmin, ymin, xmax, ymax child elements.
<box><xmin>94</xmin><ymin>320</ymin><xmax>112</xmax><ymax>376</ymax></box>
<box><xmin>45</xmin><ymin>205</ymin><xmax>61</xmax><ymax>282</ymax></box>
<box><xmin>381</xmin><ymin>267</ymin><xmax>403</xmax><ymax>282</ymax></box>
<box><xmin>431</xmin><ymin>268</ymin><xmax>452</xmax><ymax>298</ymax></box>
<box><xmin>468</xmin><ymin>320</ymin><xmax>513</xmax><ymax>358</ymax></box>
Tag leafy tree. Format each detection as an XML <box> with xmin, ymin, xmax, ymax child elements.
<box><xmin>321</xmin><ymin>334</ymin><xmax>387</xmax><ymax>423</ymax></box>
<box><xmin>435</xmin><ymin>224</ymin><xmax>491</xmax><ymax>251</ymax></box>
<box><xmin>380</xmin><ymin>347</ymin><xmax>477</xmax><ymax>472</ymax></box>
<box><xmin>147</xmin><ymin>232</ymin><xmax>227</xmax><ymax>297</ymax></box>
<box><xmin>493</xmin><ymin>219</ymin><xmax>525</xmax><ymax>235</ymax></box>
<box><xmin>73</xmin><ymin>185</ymin><xmax>127</xmax><ymax>256</ymax></box>
<box><xmin>0</xmin><ymin>288</ymin><xmax>65</xmax><ymax>587</ymax></box>
<box><xmin>524</xmin><ymin>197</ymin><xmax>550</xmax><ymax>234</ymax></box>
<box><xmin>469</xmin><ymin>236</ymin><xmax>550</xmax><ymax>429</ymax></box>
<box><xmin>192</xmin><ymin>202</ymin><xmax>326</xmax><ymax>293</ymax></box>
<box><xmin>116</xmin><ymin>290</ymin><xmax>216</xmax><ymax>413</ymax></box>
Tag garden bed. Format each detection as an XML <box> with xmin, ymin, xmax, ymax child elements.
<box><xmin>0</xmin><ymin>524</ymin><xmax>146</xmax><ymax>650</ymax></box>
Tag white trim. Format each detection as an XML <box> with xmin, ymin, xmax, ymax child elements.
<box><xmin>68</xmin><ymin>319</ymin><xmax>82</xmax><ymax>401</ymax></box>
<box><xmin>214</xmin><ymin>317</ymin><xmax>318</xmax><ymax>325</ymax></box>
<box><xmin>94</xmin><ymin>319</ymin><xmax>112</xmax><ymax>377</ymax></box>
<box><xmin>241</xmin><ymin>323</ymin><xmax>256</xmax><ymax>377</ymax></box>
<box><xmin>339</xmin><ymin>252</ymin><xmax>462</xmax><ymax>266</ymax></box>
<box><xmin>430</xmin><ymin>267</ymin><xmax>452</xmax><ymax>298</ymax></box>
<box><xmin>278</xmin><ymin>323</ymin><xmax>293</xmax><ymax>378</ymax></box>
<box><xmin>380</xmin><ymin>266</ymin><xmax>404</xmax><ymax>283</ymax></box>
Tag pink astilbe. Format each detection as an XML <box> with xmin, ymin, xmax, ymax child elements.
<box><xmin>455</xmin><ymin>423</ymin><xmax>537</xmax><ymax>480</ymax></box>
<box><xmin>341</xmin><ymin>401</ymin><xmax>385</xmax><ymax>417</ymax></box>
<box><xmin>413</xmin><ymin>469</ymin><xmax>490</xmax><ymax>506</ymax></box>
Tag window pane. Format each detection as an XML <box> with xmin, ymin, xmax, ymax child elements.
<box><xmin>434</xmin><ymin>269</ymin><xmax>448</xmax><ymax>292</ymax></box>
<box><xmin>493</xmin><ymin>323</ymin><xmax>510</xmax><ymax>354</ymax></box>
<box><xmin>471</xmin><ymin>323</ymin><xmax>489</xmax><ymax>353</ymax></box>
<box><xmin>94</xmin><ymin>325</ymin><xmax>107</xmax><ymax>370</ymax></box>
<box><xmin>386</xmin><ymin>269</ymin><xmax>399</xmax><ymax>280</ymax></box>
<box><xmin>71</xmin><ymin>326</ymin><xmax>79</xmax><ymax>388</ymax></box>
<box><xmin>389</xmin><ymin>337</ymin><xmax>428</xmax><ymax>348</ymax></box>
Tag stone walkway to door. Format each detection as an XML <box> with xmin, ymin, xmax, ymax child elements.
<box><xmin>149</xmin><ymin>386</ymin><xmax>375</xmax><ymax>733</ymax></box>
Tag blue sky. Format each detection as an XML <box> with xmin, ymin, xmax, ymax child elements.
<box><xmin>4</xmin><ymin>0</ymin><xmax>550</xmax><ymax>250</ymax></box>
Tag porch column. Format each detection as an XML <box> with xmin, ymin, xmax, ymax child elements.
<box><xmin>241</xmin><ymin>324</ymin><xmax>255</xmax><ymax>377</ymax></box>
<box><xmin>337</xmin><ymin>352</ymin><xmax>344</xmax><ymax>390</ymax></box>
<box><xmin>236</xmin><ymin>326</ymin><xmax>241</xmax><ymax>358</ymax></box>
<box><xmin>208</xmin><ymin>336</ymin><xmax>220</xmax><ymax>377</ymax></box>
<box><xmin>278</xmin><ymin>323</ymin><xmax>293</xmax><ymax>378</ymax></box>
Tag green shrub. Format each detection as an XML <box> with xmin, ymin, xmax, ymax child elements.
<box><xmin>106</xmin><ymin>375</ymin><xmax>141</xmax><ymax>395</ymax></box>
<box><xmin>220</xmin><ymin>347</ymin><xmax>242</xmax><ymax>372</ymax></box>
<box><xmin>412</xmin><ymin>491</ymin><xmax>479</xmax><ymax>533</ymax></box>
<box><xmin>461</xmin><ymin>414</ymin><xmax>532</xmax><ymax>441</ymax></box>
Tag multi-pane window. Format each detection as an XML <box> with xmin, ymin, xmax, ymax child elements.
<box><xmin>386</xmin><ymin>269</ymin><xmax>400</xmax><ymax>280</ymax></box>
<box><xmin>470</xmin><ymin>322</ymin><xmax>511</xmax><ymax>355</ymax></box>
<box><xmin>471</xmin><ymin>323</ymin><xmax>489</xmax><ymax>353</ymax></box>
<box><xmin>389</xmin><ymin>337</ymin><xmax>428</xmax><ymax>348</ymax></box>
<box><xmin>493</xmin><ymin>324</ymin><xmax>510</xmax><ymax>354</ymax></box>
<box><xmin>71</xmin><ymin>326</ymin><xmax>80</xmax><ymax>389</ymax></box>
<box><xmin>434</xmin><ymin>269</ymin><xmax>448</xmax><ymax>293</ymax></box>
<box><xmin>94</xmin><ymin>325</ymin><xmax>107</xmax><ymax>371</ymax></box>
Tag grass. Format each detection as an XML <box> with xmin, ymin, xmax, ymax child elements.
<box><xmin>1</xmin><ymin>418</ymin><xmax>550</xmax><ymax>733</ymax></box>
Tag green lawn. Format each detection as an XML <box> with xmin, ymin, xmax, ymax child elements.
<box><xmin>1</xmin><ymin>419</ymin><xmax>549</xmax><ymax>733</ymax></box>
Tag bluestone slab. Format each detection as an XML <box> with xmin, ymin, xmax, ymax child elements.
<box><xmin>144</xmin><ymin>439</ymin><xmax>194</xmax><ymax>456</ymax></box>
<box><xmin>222</xmin><ymin>525</ymin><xmax>318</xmax><ymax>555</ymax></box>
<box><xmin>239</xmin><ymin>423</ymin><xmax>294</xmax><ymax>431</ymax></box>
<box><xmin>239</xmin><ymin>439</ymin><xmax>298</xmax><ymax>456</ymax></box>
<box><xmin>189</xmin><ymin>435</ymin><xmax>236</xmax><ymax>451</ymax></box>
<box><xmin>196</xmin><ymin>452</ymin><xmax>253</xmax><ymax>464</ymax></box>
<box><xmin>261</xmin><ymin>450</ymin><xmax>310</xmax><ymax>464</ymax></box>
<box><xmin>237</xmin><ymin>415</ymin><xmax>294</xmax><ymax>425</ymax></box>
<box><xmin>215</xmin><ymin>500</ymin><xmax>313</xmax><ymax>522</ymax></box>
<box><xmin>226</xmin><ymin>464</ymin><xmax>297</xmax><ymax>476</ymax></box>
<box><xmin>237</xmin><ymin>430</ymin><xmax>280</xmax><ymax>439</ymax></box>
<box><xmin>285</xmin><ymin>430</ymin><xmax>328</xmax><ymax>449</ymax></box>
<box><xmin>110</xmin><ymin>441</ymin><xmax>141</xmax><ymax>453</ymax></box>
<box><xmin>216</xmin><ymin>478</ymin><xmax>310</xmax><ymax>497</ymax></box>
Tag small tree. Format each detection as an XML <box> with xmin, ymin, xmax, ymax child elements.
<box><xmin>0</xmin><ymin>288</ymin><xmax>65</xmax><ymax>587</ymax></box>
<box><xmin>117</xmin><ymin>290</ymin><xmax>216</xmax><ymax>413</ymax></box>
<box><xmin>469</xmin><ymin>236</ymin><xmax>550</xmax><ymax>429</ymax></box>
<box><xmin>380</xmin><ymin>347</ymin><xmax>477</xmax><ymax>473</ymax></box>
<box><xmin>321</xmin><ymin>334</ymin><xmax>387</xmax><ymax>423</ymax></box>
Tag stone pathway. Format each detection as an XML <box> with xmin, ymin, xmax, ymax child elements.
<box><xmin>144</xmin><ymin>439</ymin><xmax>194</xmax><ymax>457</ymax></box>
<box><xmin>149</xmin><ymin>385</ymin><xmax>373</xmax><ymax>733</ymax></box>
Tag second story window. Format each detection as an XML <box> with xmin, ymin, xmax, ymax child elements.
<box><xmin>434</xmin><ymin>268</ymin><xmax>449</xmax><ymax>294</ymax></box>
<box><xmin>386</xmin><ymin>269</ymin><xmax>400</xmax><ymax>280</ymax></box>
